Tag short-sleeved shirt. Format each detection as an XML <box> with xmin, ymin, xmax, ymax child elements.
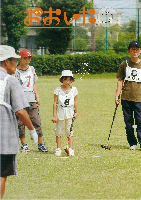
<box><xmin>54</xmin><ymin>86</ymin><xmax>78</xmax><ymax>120</ymax></box>
<box><xmin>0</xmin><ymin>67</ymin><xmax>29</xmax><ymax>154</ymax></box>
<box><xmin>14</xmin><ymin>66</ymin><xmax>38</xmax><ymax>102</ymax></box>
<box><xmin>116</xmin><ymin>59</ymin><xmax>141</xmax><ymax>102</ymax></box>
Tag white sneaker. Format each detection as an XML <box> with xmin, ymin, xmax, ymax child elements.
<box><xmin>55</xmin><ymin>148</ymin><xmax>62</xmax><ymax>156</ymax></box>
<box><xmin>69</xmin><ymin>148</ymin><xmax>75</xmax><ymax>156</ymax></box>
<box><xmin>129</xmin><ymin>145</ymin><xmax>137</xmax><ymax>150</ymax></box>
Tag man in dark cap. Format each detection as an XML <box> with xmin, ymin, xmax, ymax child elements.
<box><xmin>115</xmin><ymin>41</ymin><xmax>141</xmax><ymax>150</ymax></box>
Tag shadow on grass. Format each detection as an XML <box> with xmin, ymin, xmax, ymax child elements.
<box><xmin>29</xmin><ymin>149</ymin><xmax>55</xmax><ymax>154</ymax></box>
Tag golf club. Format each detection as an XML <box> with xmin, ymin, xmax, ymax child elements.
<box><xmin>64</xmin><ymin>116</ymin><xmax>74</xmax><ymax>155</ymax></box>
<box><xmin>101</xmin><ymin>95</ymin><xmax>120</xmax><ymax>150</ymax></box>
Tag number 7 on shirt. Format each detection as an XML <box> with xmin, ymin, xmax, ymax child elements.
<box><xmin>25</xmin><ymin>75</ymin><xmax>31</xmax><ymax>87</ymax></box>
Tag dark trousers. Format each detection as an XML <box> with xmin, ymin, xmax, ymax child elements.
<box><xmin>121</xmin><ymin>100</ymin><xmax>141</xmax><ymax>146</ymax></box>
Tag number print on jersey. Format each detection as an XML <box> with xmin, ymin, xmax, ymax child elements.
<box><xmin>64</xmin><ymin>99</ymin><xmax>70</xmax><ymax>106</ymax></box>
<box><xmin>25</xmin><ymin>75</ymin><xmax>31</xmax><ymax>87</ymax></box>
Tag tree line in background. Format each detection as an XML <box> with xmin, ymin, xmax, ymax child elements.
<box><xmin>1</xmin><ymin>0</ymin><xmax>29</xmax><ymax>52</ymax></box>
<box><xmin>1</xmin><ymin>0</ymin><xmax>139</xmax><ymax>54</ymax></box>
<box><xmin>1</xmin><ymin>0</ymin><xmax>92</xmax><ymax>53</ymax></box>
<box><xmin>30</xmin><ymin>51</ymin><xmax>132</xmax><ymax>76</ymax></box>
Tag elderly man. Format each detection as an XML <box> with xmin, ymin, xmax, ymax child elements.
<box><xmin>0</xmin><ymin>45</ymin><xmax>38</xmax><ymax>198</ymax></box>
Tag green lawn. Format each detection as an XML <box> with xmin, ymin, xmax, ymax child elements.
<box><xmin>4</xmin><ymin>74</ymin><xmax>141</xmax><ymax>199</ymax></box>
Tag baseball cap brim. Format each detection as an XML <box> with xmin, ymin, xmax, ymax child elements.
<box><xmin>22</xmin><ymin>55</ymin><xmax>34</xmax><ymax>58</ymax></box>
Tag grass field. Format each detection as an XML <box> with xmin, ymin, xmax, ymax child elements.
<box><xmin>4</xmin><ymin>73</ymin><xmax>141</xmax><ymax>199</ymax></box>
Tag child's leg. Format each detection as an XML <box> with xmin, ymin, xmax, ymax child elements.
<box><xmin>38</xmin><ymin>137</ymin><xmax>42</xmax><ymax>144</ymax></box>
<box><xmin>56</xmin><ymin>120</ymin><xmax>63</xmax><ymax>148</ymax></box>
<box><xmin>28</xmin><ymin>103</ymin><xmax>43</xmax><ymax>143</ymax></box>
<box><xmin>28</xmin><ymin>103</ymin><xmax>48</xmax><ymax>152</ymax></box>
<box><xmin>56</xmin><ymin>136</ymin><xmax>61</xmax><ymax>148</ymax></box>
<box><xmin>68</xmin><ymin>136</ymin><xmax>73</xmax><ymax>149</ymax></box>
<box><xmin>16</xmin><ymin>116</ymin><xmax>26</xmax><ymax>143</ymax></box>
<box><xmin>65</xmin><ymin>118</ymin><xmax>74</xmax><ymax>148</ymax></box>
<box><xmin>20</xmin><ymin>138</ymin><xmax>26</xmax><ymax>143</ymax></box>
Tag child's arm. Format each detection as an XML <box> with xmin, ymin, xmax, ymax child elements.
<box><xmin>74</xmin><ymin>95</ymin><xmax>78</xmax><ymax>120</ymax></box>
<box><xmin>52</xmin><ymin>94</ymin><xmax>58</xmax><ymax>123</ymax></box>
<box><xmin>33</xmin><ymin>83</ymin><xmax>40</xmax><ymax>106</ymax></box>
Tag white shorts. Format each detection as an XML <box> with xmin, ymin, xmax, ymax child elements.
<box><xmin>55</xmin><ymin>118</ymin><xmax>74</xmax><ymax>137</ymax></box>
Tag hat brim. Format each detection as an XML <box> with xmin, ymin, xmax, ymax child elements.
<box><xmin>129</xmin><ymin>45</ymin><xmax>140</xmax><ymax>48</ymax></box>
<box><xmin>60</xmin><ymin>75</ymin><xmax>73</xmax><ymax>78</ymax></box>
<box><xmin>21</xmin><ymin>55</ymin><xmax>34</xmax><ymax>58</ymax></box>
<box><xmin>13</xmin><ymin>54</ymin><xmax>21</xmax><ymax>59</ymax></box>
<box><xmin>0</xmin><ymin>54</ymin><xmax>21</xmax><ymax>61</ymax></box>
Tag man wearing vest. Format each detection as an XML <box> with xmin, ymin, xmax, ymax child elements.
<box><xmin>0</xmin><ymin>45</ymin><xmax>38</xmax><ymax>199</ymax></box>
<box><xmin>115</xmin><ymin>41</ymin><xmax>141</xmax><ymax>150</ymax></box>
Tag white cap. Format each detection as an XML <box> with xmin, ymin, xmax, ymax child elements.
<box><xmin>60</xmin><ymin>70</ymin><xmax>73</xmax><ymax>78</ymax></box>
<box><xmin>0</xmin><ymin>45</ymin><xmax>21</xmax><ymax>61</ymax></box>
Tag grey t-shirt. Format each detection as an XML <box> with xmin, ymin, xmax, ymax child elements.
<box><xmin>0</xmin><ymin>67</ymin><xmax>29</xmax><ymax>154</ymax></box>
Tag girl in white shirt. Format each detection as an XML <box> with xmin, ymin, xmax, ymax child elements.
<box><xmin>52</xmin><ymin>70</ymin><xmax>78</xmax><ymax>156</ymax></box>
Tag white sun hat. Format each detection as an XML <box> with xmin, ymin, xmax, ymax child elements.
<box><xmin>0</xmin><ymin>45</ymin><xmax>21</xmax><ymax>61</ymax></box>
<box><xmin>61</xmin><ymin>70</ymin><xmax>73</xmax><ymax>78</ymax></box>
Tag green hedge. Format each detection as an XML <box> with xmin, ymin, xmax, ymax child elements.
<box><xmin>30</xmin><ymin>51</ymin><xmax>132</xmax><ymax>76</ymax></box>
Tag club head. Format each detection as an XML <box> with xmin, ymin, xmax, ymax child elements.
<box><xmin>64</xmin><ymin>148</ymin><xmax>69</xmax><ymax>155</ymax></box>
<box><xmin>101</xmin><ymin>144</ymin><xmax>112</xmax><ymax>150</ymax></box>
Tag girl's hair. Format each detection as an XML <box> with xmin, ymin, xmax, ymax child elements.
<box><xmin>59</xmin><ymin>76</ymin><xmax>75</xmax><ymax>83</ymax></box>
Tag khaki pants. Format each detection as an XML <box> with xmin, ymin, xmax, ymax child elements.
<box><xmin>55</xmin><ymin>118</ymin><xmax>74</xmax><ymax>137</ymax></box>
